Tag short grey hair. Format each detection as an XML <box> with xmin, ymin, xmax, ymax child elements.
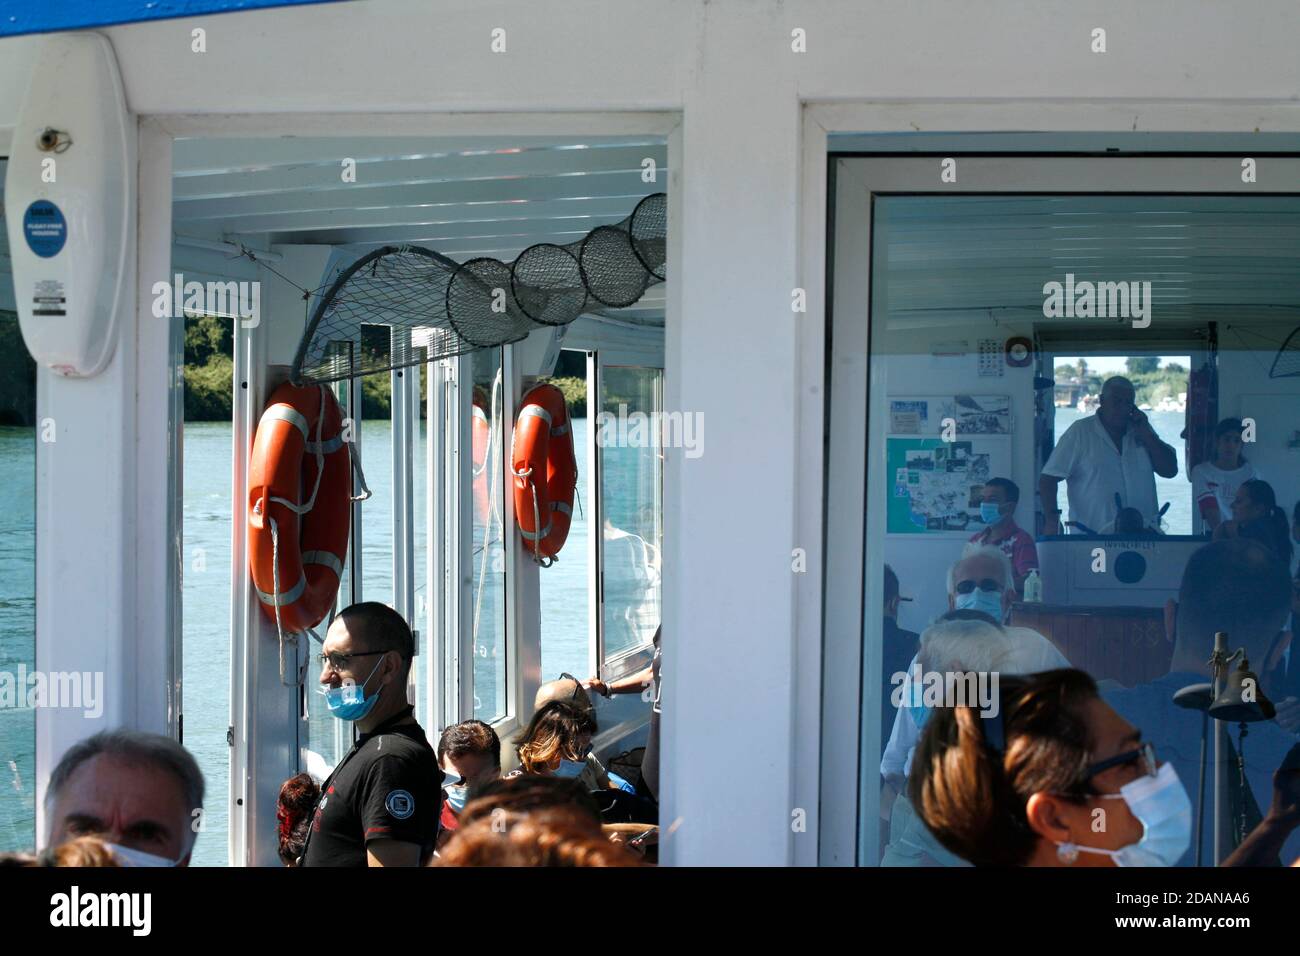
<box><xmin>46</xmin><ymin>729</ymin><xmax>204</xmax><ymax>847</ymax></box>
<box><xmin>918</xmin><ymin>617</ymin><xmax>1008</xmax><ymax>674</ymax></box>
<box><xmin>946</xmin><ymin>542</ymin><xmax>1015</xmax><ymax>596</ymax></box>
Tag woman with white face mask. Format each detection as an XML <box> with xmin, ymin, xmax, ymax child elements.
<box><xmin>910</xmin><ymin>668</ymin><xmax>1194</xmax><ymax>867</ymax></box>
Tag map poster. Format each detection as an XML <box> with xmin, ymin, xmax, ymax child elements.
<box><xmin>886</xmin><ymin>434</ymin><xmax>1012</xmax><ymax>535</ymax></box>
<box><xmin>887</xmin><ymin>395</ymin><xmax>1011</xmax><ymax>435</ymax></box>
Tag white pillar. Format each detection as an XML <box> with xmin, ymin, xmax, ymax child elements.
<box><xmin>662</xmin><ymin>23</ymin><xmax>800</xmax><ymax>865</ymax></box>
<box><xmin>34</xmin><ymin>119</ymin><xmax>153</xmax><ymax>840</ymax></box>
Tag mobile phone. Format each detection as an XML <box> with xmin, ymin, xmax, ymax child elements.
<box><xmin>628</xmin><ymin>826</ymin><xmax>659</xmax><ymax>847</ymax></box>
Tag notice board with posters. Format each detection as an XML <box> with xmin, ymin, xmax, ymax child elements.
<box><xmin>885</xmin><ymin>395</ymin><xmax>1012</xmax><ymax>535</ymax></box>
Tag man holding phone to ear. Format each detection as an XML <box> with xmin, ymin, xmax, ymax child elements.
<box><xmin>1039</xmin><ymin>376</ymin><xmax>1178</xmax><ymax>536</ymax></box>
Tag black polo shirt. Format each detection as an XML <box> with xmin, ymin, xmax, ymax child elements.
<box><xmin>300</xmin><ymin>708</ymin><xmax>443</xmax><ymax>866</ymax></box>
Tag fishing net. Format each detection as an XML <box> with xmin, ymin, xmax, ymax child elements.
<box><xmin>1268</xmin><ymin>326</ymin><xmax>1300</xmax><ymax>378</ymax></box>
<box><xmin>292</xmin><ymin>192</ymin><xmax>667</xmax><ymax>385</ymax></box>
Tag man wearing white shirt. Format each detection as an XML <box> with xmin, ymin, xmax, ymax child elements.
<box><xmin>1039</xmin><ymin>376</ymin><xmax>1179</xmax><ymax>535</ymax></box>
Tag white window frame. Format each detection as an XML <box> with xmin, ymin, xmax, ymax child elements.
<box><xmin>589</xmin><ymin>351</ymin><xmax>664</xmax><ymax>682</ymax></box>
<box><xmin>814</xmin><ymin>115</ymin><xmax>1300</xmax><ymax>867</ymax></box>
<box><xmin>427</xmin><ymin>346</ymin><xmax>523</xmax><ymax>743</ymax></box>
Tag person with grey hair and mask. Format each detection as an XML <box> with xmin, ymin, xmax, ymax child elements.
<box><xmin>44</xmin><ymin>728</ymin><xmax>205</xmax><ymax>867</ymax></box>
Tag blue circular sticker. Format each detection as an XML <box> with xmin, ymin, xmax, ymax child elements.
<box><xmin>23</xmin><ymin>200</ymin><xmax>67</xmax><ymax>258</ymax></box>
<box><xmin>385</xmin><ymin>789</ymin><xmax>414</xmax><ymax>820</ymax></box>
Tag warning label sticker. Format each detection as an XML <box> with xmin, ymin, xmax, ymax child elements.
<box><xmin>33</xmin><ymin>279</ymin><xmax>66</xmax><ymax>316</ymax></box>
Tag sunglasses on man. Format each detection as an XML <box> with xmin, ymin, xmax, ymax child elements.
<box><xmin>953</xmin><ymin>578</ymin><xmax>1003</xmax><ymax>595</ymax></box>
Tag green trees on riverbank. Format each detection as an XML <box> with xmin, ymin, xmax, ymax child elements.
<box><xmin>0</xmin><ymin>314</ymin><xmax>595</xmax><ymax>425</ymax></box>
<box><xmin>1054</xmin><ymin>356</ymin><xmax>1189</xmax><ymax>406</ymax></box>
<box><xmin>182</xmin><ymin>315</ymin><xmax>590</xmax><ymax>421</ymax></box>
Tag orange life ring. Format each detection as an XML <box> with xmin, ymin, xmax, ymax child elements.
<box><xmin>248</xmin><ymin>383</ymin><xmax>351</xmax><ymax>633</ymax></box>
<box><xmin>511</xmin><ymin>383</ymin><xmax>577</xmax><ymax>562</ymax></box>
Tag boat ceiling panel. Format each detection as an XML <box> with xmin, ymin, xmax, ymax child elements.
<box><xmin>172</xmin><ymin>134</ymin><xmax>668</xmax><ymax>321</ymax></box>
<box><xmin>876</xmin><ymin>195</ymin><xmax>1300</xmax><ymax>327</ymax></box>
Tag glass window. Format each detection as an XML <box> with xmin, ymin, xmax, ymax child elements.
<box><xmin>1051</xmin><ymin>355</ymin><xmax>1192</xmax><ymax>535</ymax></box>
<box><xmin>469</xmin><ymin>348</ymin><xmax>507</xmax><ymax>722</ymax></box>
<box><xmin>301</xmin><ymin>379</ymin><xmax>355</xmax><ymax>785</ymax></box>
<box><xmin>857</xmin><ymin>193</ymin><xmax>1300</xmax><ymax>868</ymax></box>
<box><xmin>598</xmin><ymin>365</ymin><xmax>663</xmax><ymax>663</ymax></box>
<box><xmin>538</xmin><ymin>351</ymin><xmax>590</xmax><ymax>681</ymax></box>
<box><xmin>359</xmin><ymin>371</ymin><xmax>394</xmax><ymax>608</ymax></box>
<box><xmin>413</xmin><ymin>363</ymin><xmax>428</xmax><ymax>731</ymax></box>
<box><xmin>0</xmin><ymin>196</ymin><xmax>37</xmax><ymax>852</ymax></box>
<box><xmin>181</xmin><ymin>314</ymin><xmax>235</xmax><ymax>866</ymax></box>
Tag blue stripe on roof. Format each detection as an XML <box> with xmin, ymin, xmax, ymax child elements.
<box><xmin>0</xmin><ymin>0</ymin><xmax>352</xmax><ymax>38</ymax></box>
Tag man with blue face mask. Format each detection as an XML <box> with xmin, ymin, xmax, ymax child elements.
<box><xmin>299</xmin><ymin>602</ymin><xmax>442</xmax><ymax>867</ymax></box>
<box><xmin>947</xmin><ymin>544</ymin><xmax>1016</xmax><ymax>624</ymax></box>
<box><xmin>435</xmin><ymin>719</ymin><xmax>501</xmax><ymax>851</ymax></box>
<box><xmin>968</xmin><ymin>477</ymin><xmax>1038</xmax><ymax>596</ymax></box>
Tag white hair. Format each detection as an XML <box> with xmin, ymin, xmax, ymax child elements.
<box><xmin>917</xmin><ymin>617</ymin><xmax>1009</xmax><ymax>674</ymax></box>
<box><xmin>918</xmin><ymin>618</ymin><xmax>1069</xmax><ymax>676</ymax></box>
<box><xmin>946</xmin><ymin>542</ymin><xmax>1015</xmax><ymax>596</ymax></box>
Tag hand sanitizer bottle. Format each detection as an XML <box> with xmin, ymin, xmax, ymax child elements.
<box><xmin>1023</xmin><ymin>569</ymin><xmax>1042</xmax><ymax>603</ymax></box>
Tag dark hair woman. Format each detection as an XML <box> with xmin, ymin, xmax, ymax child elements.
<box><xmin>1190</xmin><ymin>418</ymin><xmax>1258</xmax><ymax>533</ymax></box>
<box><xmin>276</xmin><ymin>772</ymin><xmax>320</xmax><ymax>866</ymax></box>
<box><xmin>909</xmin><ymin>669</ymin><xmax>1192</xmax><ymax>867</ymax></box>
<box><xmin>513</xmin><ymin>700</ymin><xmax>598</xmax><ymax>777</ymax></box>
<box><xmin>1224</xmin><ymin>479</ymin><xmax>1295</xmax><ymax>569</ymax></box>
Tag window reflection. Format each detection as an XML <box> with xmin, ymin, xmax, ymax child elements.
<box><xmin>864</xmin><ymin>194</ymin><xmax>1300</xmax><ymax>868</ymax></box>
<box><xmin>538</xmin><ymin>352</ymin><xmax>589</xmax><ymax>681</ymax></box>
<box><xmin>470</xmin><ymin>349</ymin><xmax>507</xmax><ymax>722</ymax></box>
<box><xmin>599</xmin><ymin>366</ymin><xmax>663</xmax><ymax>662</ymax></box>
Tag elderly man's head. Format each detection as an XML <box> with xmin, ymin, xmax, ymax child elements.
<box><xmin>947</xmin><ymin>544</ymin><xmax>1015</xmax><ymax>622</ymax></box>
<box><xmin>45</xmin><ymin>729</ymin><xmax>204</xmax><ymax>866</ymax></box>
<box><xmin>1097</xmin><ymin>376</ymin><xmax>1137</xmax><ymax>431</ymax></box>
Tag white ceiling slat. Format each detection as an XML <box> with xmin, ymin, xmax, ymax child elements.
<box><xmin>183</xmin><ymin>195</ymin><xmax>658</xmax><ymax>237</ymax></box>
<box><xmin>172</xmin><ymin>144</ymin><xmax>667</xmax><ymax>201</ymax></box>
<box><xmin>264</xmin><ymin>222</ymin><xmax>634</xmax><ymax>251</ymax></box>
<box><xmin>174</xmin><ymin>177</ymin><xmax>657</xmax><ymax>223</ymax></box>
<box><xmin>877</xmin><ymin>195</ymin><xmax>1300</xmax><ymax>219</ymax></box>
<box><xmin>169</xmin><ymin>133</ymin><xmax>669</xmax><ymax>325</ymax></box>
<box><xmin>877</xmin><ymin>195</ymin><xmax>1300</xmax><ymax>324</ymax></box>
<box><xmin>171</xmin><ymin>136</ymin><xmax>666</xmax><ymax>177</ymax></box>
